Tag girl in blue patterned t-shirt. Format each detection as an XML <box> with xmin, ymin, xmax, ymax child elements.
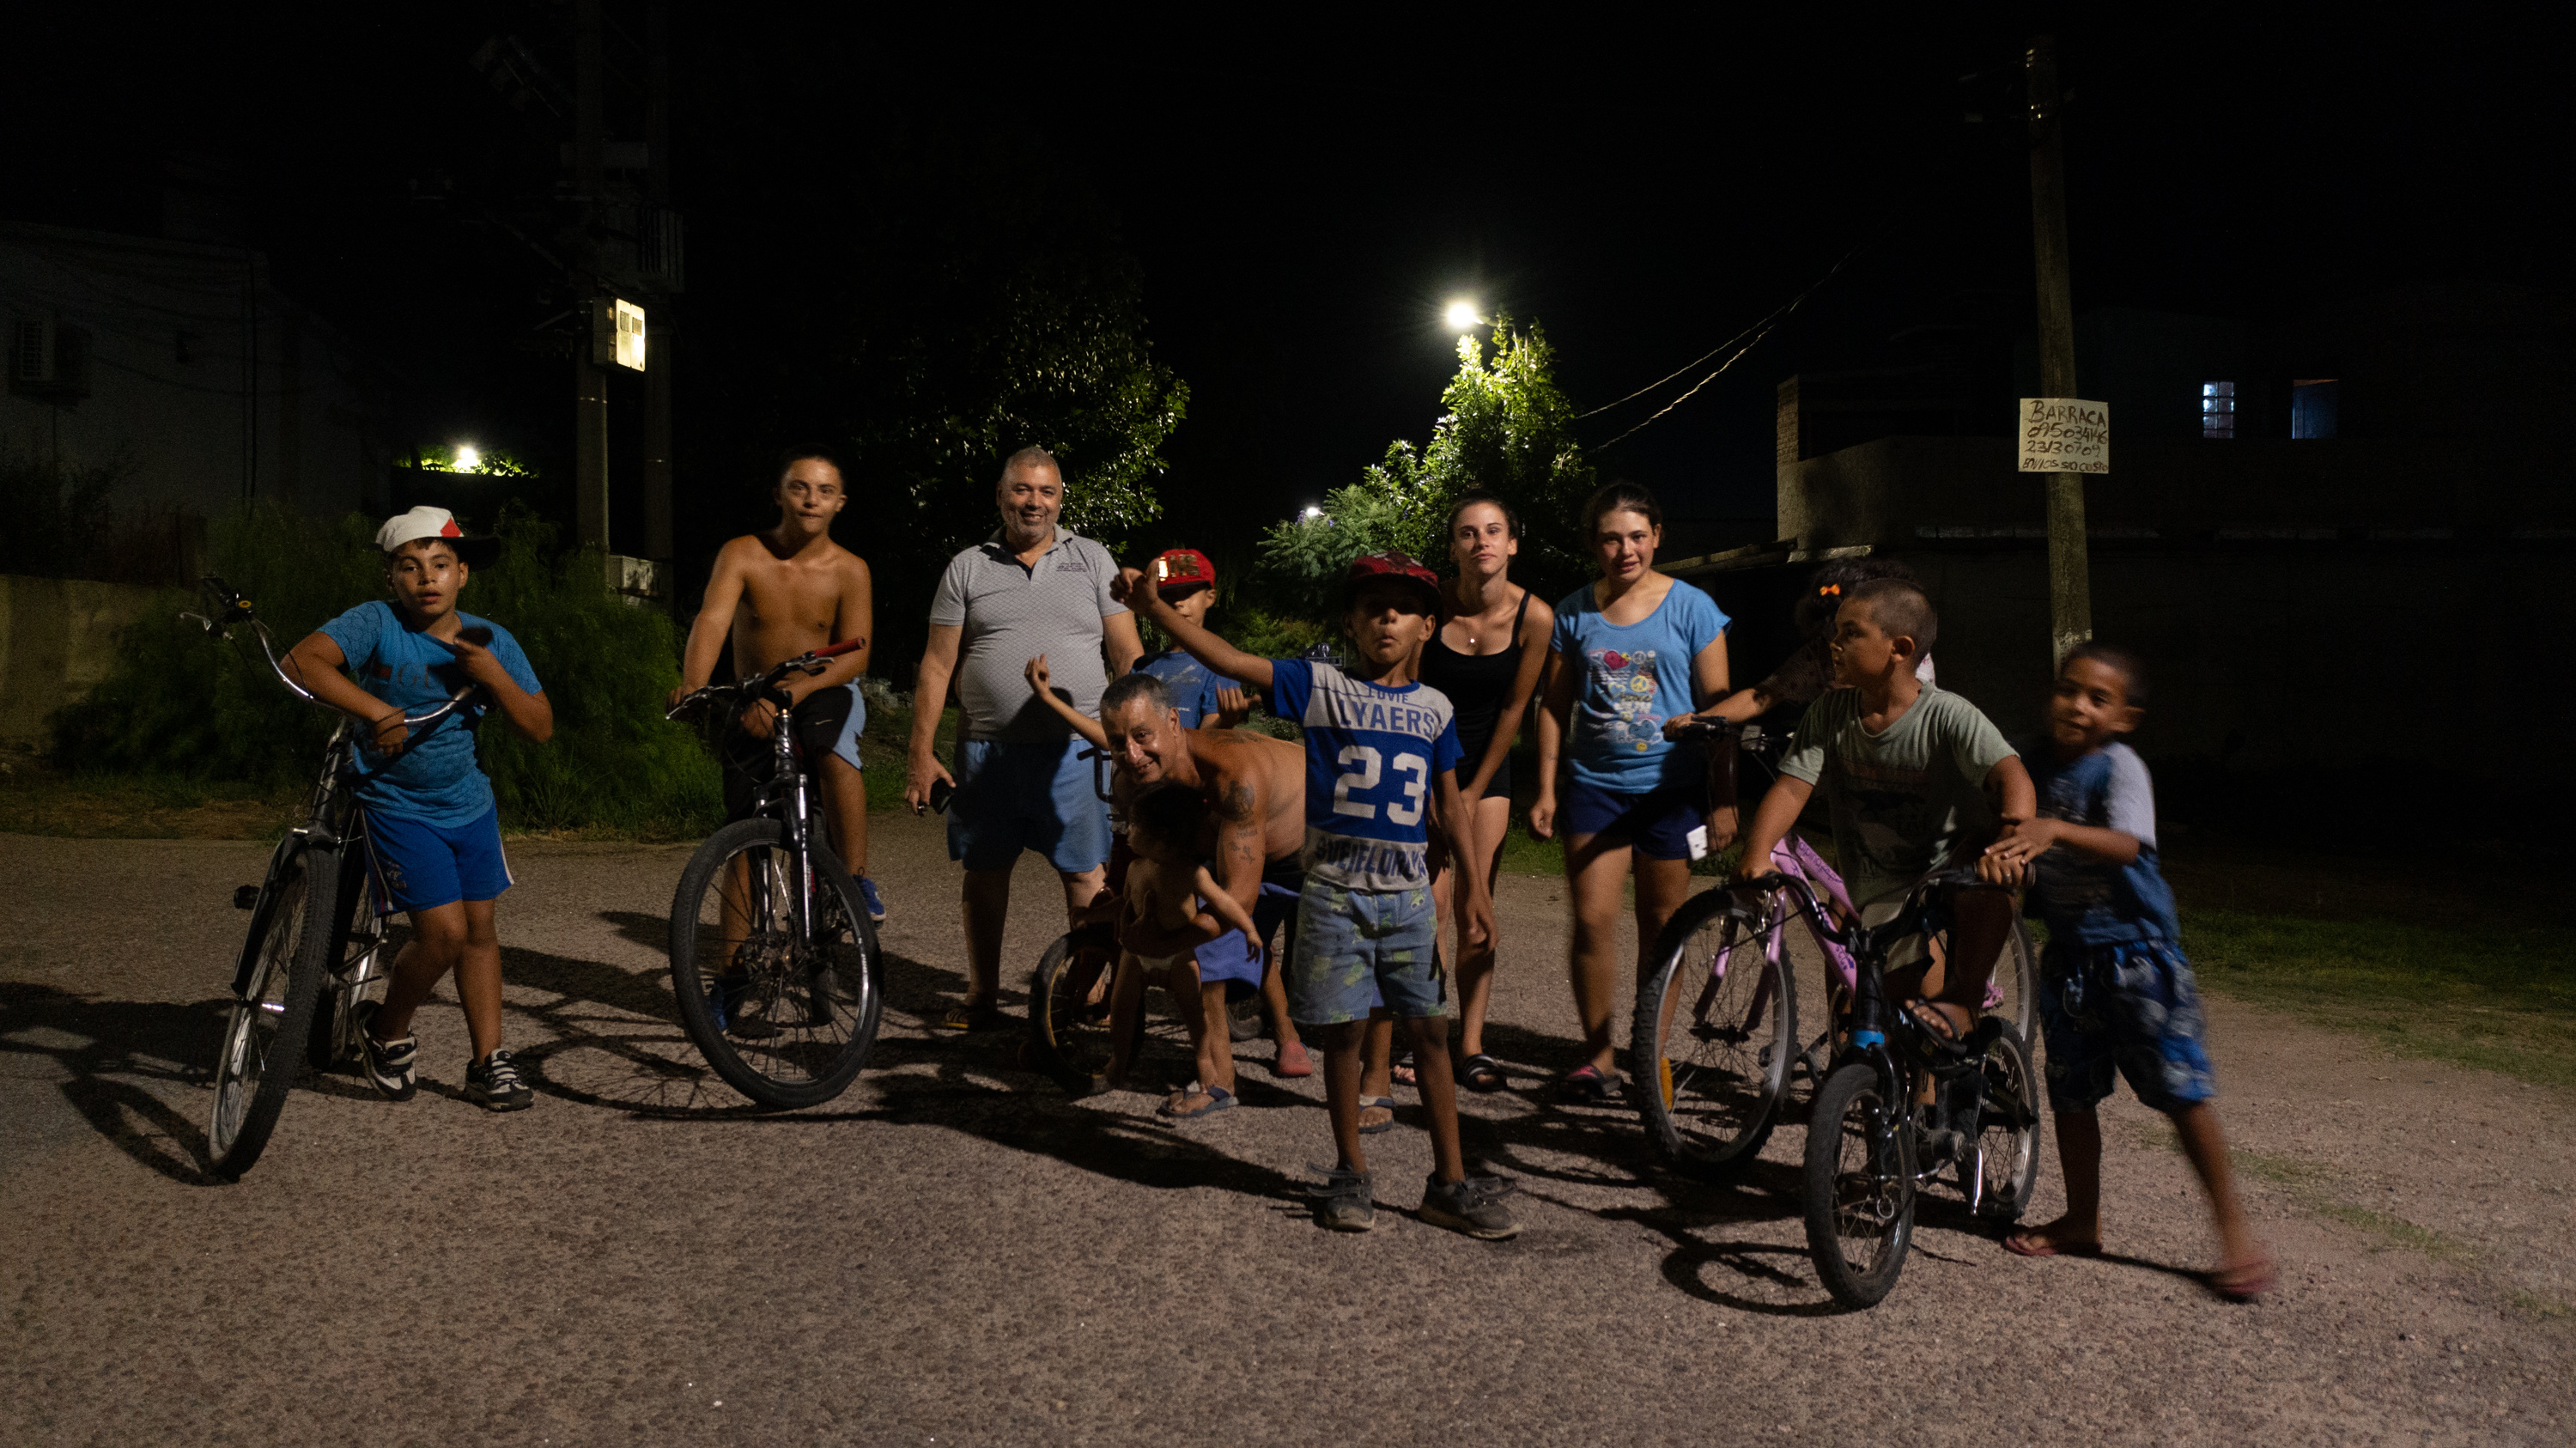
<box><xmin>1531</xmin><ymin>482</ymin><xmax>1735</xmax><ymax>1101</ymax></box>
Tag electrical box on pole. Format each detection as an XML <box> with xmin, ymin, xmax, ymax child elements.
<box><xmin>592</xmin><ymin>298</ymin><xmax>647</xmax><ymax>372</ymax></box>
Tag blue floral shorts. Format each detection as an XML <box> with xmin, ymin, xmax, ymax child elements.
<box><xmin>1286</xmin><ymin>879</ymin><xmax>1443</xmax><ymax>1025</ymax></box>
<box><xmin>2038</xmin><ymin>936</ymin><xmax>2219</xmax><ymax>1114</ymax></box>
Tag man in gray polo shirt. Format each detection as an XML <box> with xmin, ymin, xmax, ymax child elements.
<box><xmin>907</xmin><ymin>446</ymin><xmax>1144</xmax><ymax>1031</ymax></box>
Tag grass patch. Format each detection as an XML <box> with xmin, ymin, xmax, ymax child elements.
<box><xmin>0</xmin><ymin>761</ymin><xmax>301</xmax><ymax>840</ymax></box>
<box><xmin>2132</xmin><ymin>1122</ymin><xmax>2483</xmax><ymax>1266</ymax></box>
<box><xmin>2183</xmin><ymin>906</ymin><xmax>2576</xmax><ymax>1092</ymax></box>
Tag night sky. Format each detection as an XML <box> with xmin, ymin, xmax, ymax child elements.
<box><xmin>7</xmin><ymin>8</ymin><xmax>2567</xmax><ymax>571</ymax></box>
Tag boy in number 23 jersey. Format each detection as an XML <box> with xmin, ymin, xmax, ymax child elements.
<box><xmin>1123</xmin><ymin>551</ymin><xmax>1520</xmax><ymax>1240</ymax></box>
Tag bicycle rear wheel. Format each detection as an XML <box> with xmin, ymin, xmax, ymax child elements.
<box><xmin>669</xmin><ymin>818</ymin><xmax>884</xmax><ymax>1108</ymax></box>
<box><xmin>1028</xmin><ymin>928</ymin><xmax>1122</xmax><ymax>1079</ymax></box>
<box><xmin>1803</xmin><ymin>1061</ymin><xmax>1917</xmax><ymax>1308</ymax></box>
<box><xmin>1989</xmin><ymin>921</ymin><xmax>2038</xmax><ymax>1045</ymax></box>
<box><xmin>210</xmin><ymin>843</ymin><xmax>337</xmax><ymax>1178</ymax></box>
<box><xmin>1959</xmin><ymin>1024</ymin><xmax>2044</xmax><ymax>1221</ymax></box>
<box><xmin>1633</xmin><ymin>887</ymin><xmax>1796</xmax><ymax>1178</ymax></box>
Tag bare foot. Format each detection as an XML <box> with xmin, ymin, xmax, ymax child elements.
<box><xmin>2209</xmin><ymin>1254</ymin><xmax>2277</xmax><ymax>1301</ymax></box>
<box><xmin>1273</xmin><ymin>1038</ymin><xmax>1314</xmax><ymax>1078</ymax></box>
<box><xmin>2002</xmin><ymin>1216</ymin><xmax>2102</xmax><ymax>1259</ymax></box>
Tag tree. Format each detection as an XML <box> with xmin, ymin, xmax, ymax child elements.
<box><xmin>1258</xmin><ymin>315</ymin><xmax>1593</xmax><ymax>612</ymax></box>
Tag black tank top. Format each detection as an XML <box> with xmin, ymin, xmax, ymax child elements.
<box><xmin>1419</xmin><ymin>588</ymin><xmax>1530</xmax><ymax>745</ymax></box>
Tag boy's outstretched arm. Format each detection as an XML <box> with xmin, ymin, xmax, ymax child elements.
<box><xmin>1973</xmin><ymin>755</ymin><xmax>2041</xmax><ymax>885</ymax></box>
<box><xmin>1984</xmin><ymin>817</ymin><xmax>2141</xmax><ymax>879</ymax></box>
<box><xmin>1023</xmin><ymin>654</ymin><xmax>1109</xmax><ymax>750</ymax></box>
<box><xmin>1111</xmin><ymin>569</ymin><xmax>1274</xmax><ymax>689</ymax></box>
<box><xmin>1732</xmin><ymin>776</ymin><xmax>1814</xmax><ymax>879</ymax></box>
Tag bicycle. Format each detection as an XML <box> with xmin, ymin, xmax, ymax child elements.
<box><xmin>665</xmin><ymin>645</ymin><xmax>884</xmax><ymax>1108</ymax></box>
<box><xmin>1632</xmin><ymin>720</ymin><xmax>2038</xmax><ymax>1180</ymax></box>
<box><xmin>185</xmin><ymin>577</ymin><xmax>483</xmax><ymax>1178</ymax></box>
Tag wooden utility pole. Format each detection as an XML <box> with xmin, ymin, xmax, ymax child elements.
<box><xmin>2026</xmin><ymin>35</ymin><xmax>2091</xmax><ymax>665</ymax></box>
<box><xmin>641</xmin><ymin>0</ymin><xmax>675</xmax><ymax>581</ymax></box>
<box><xmin>573</xmin><ymin>0</ymin><xmax>611</xmax><ymax>557</ymax></box>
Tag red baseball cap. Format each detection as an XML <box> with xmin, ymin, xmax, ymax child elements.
<box><xmin>1152</xmin><ymin>548</ymin><xmax>1217</xmax><ymax>593</ymax></box>
<box><xmin>1340</xmin><ymin>551</ymin><xmax>1445</xmax><ymax>620</ymax></box>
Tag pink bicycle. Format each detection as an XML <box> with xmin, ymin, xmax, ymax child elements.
<box><xmin>1632</xmin><ymin>721</ymin><xmax>2037</xmax><ymax>1179</ymax></box>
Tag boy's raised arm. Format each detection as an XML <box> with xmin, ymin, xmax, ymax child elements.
<box><xmin>1189</xmin><ymin>865</ymin><xmax>1263</xmax><ymax>942</ymax></box>
<box><xmin>1112</xmin><ymin>568</ymin><xmax>1274</xmax><ymax>689</ymax></box>
<box><xmin>1023</xmin><ymin>654</ymin><xmax>1109</xmax><ymax>751</ymax></box>
<box><xmin>284</xmin><ymin>630</ymin><xmax>408</xmax><ymax>755</ymax></box>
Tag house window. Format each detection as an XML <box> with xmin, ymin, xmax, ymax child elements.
<box><xmin>2292</xmin><ymin>379</ymin><xmax>2338</xmax><ymax>439</ymax></box>
<box><xmin>2200</xmin><ymin>381</ymin><xmax>2236</xmax><ymax>440</ymax></box>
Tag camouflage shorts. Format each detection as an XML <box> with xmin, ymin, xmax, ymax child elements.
<box><xmin>1286</xmin><ymin>878</ymin><xmax>1443</xmax><ymax>1025</ymax></box>
<box><xmin>2039</xmin><ymin>936</ymin><xmax>2219</xmax><ymax>1114</ymax></box>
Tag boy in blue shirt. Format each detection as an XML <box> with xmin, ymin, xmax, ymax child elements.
<box><xmin>283</xmin><ymin>507</ymin><xmax>553</xmax><ymax>1111</ymax></box>
<box><xmin>1130</xmin><ymin>548</ymin><xmax>1249</xmax><ymax>731</ymax></box>
<box><xmin>1981</xmin><ymin>643</ymin><xmax>2271</xmax><ymax>1299</ymax></box>
<box><xmin>1121</xmin><ymin>552</ymin><xmax>1517</xmax><ymax>1238</ymax></box>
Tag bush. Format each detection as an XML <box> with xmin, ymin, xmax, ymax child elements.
<box><xmin>54</xmin><ymin>502</ymin><xmax>724</xmax><ymax>837</ymax></box>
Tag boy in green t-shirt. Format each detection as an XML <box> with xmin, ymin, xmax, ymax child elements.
<box><xmin>1734</xmin><ymin>579</ymin><xmax>2034</xmax><ymax>1038</ymax></box>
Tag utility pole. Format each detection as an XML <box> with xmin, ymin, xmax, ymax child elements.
<box><xmin>641</xmin><ymin>0</ymin><xmax>675</xmax><ymax>587</ymax></box>
<box><xmin>2026</xmin><ymin>35</ymin><xmax>2091</xmax><ymax>666</ymax></box>
<box><xmin>572</xmin><ymin>0</ymin><xmax>611</xmax><ymax>557</ymax></box>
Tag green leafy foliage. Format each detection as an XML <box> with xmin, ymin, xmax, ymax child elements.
<box><xmin>54</xmin><ymin>503</ymin><xmax>723</xmax><ymax>837</ymax></box>
<box><xmin>1255</xmin><ymin>318</ymin><xmax>1593</xmax><ymax>617</ymax></box>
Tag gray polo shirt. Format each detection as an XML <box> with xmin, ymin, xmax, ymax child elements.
<box><xmin>929</xmin><ymin>527</ymin><xmax>1128</xmax><ymax>743</ymax></box>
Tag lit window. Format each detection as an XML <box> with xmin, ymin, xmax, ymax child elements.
<box><xmin>2201</xmin><ymin>381</ymin><xmax>2236</xmax><ymax>440</ymax></box>
<box><xmin>2292</xmin><ymin>379</ymin><xmax>2337</xmax><ymax>440</ymax></box>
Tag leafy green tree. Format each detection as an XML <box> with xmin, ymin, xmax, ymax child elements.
<box><xmin>1256</xmin><ymin>317</ymin><xmax>1592</xmax><ymax>615</ymax></box>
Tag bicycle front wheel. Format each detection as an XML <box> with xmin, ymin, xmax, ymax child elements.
<box><xmin>669</xmin><ymin>818</ymin><xmax>884</xmax><ymax>1108</ymax></box>
<box><xmin>1028</xmin><ymin>928</ymin><xmax>1121</xmax><ymax>1080</ymax></box>
<box><xmin>1633</xmin><ymin>887</ymin><xmax>1795</xmax><ymax>1178</ymax></box>
<box><xmin>1803</xmin><ymin>1061</ymin><xmax>1917</xmax><ymax>1309</ymax></box>
<box><xmin>210</xmin><ymin>843</ymin><xmax>337</xmax><ymax>1178</ymax></box>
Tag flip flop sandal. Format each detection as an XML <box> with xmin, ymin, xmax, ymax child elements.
<box><xmin>2002</xmin><ymin>1232</ymin><xmax>2102</xmax><ymax>1260</ymax></box>
<box><xmin>1459</xmin><ymin>1053</ymin><xmax>1506</xmax><ymax>1093</ymax></box>
<box><xmin>1901</xmin><ymin>997</ymin><xmax>1973</xmax><ymax>1055</ymax></box>
<box><xmin>1358</xmin><ymin>1093</ymin><xmax>1399</xmax><ymax>1135</ymax></box>
<box><xmin>1555</xmin><ymin>1065</ymin><xmax>1619</xmax><ymax>1104</ymax></box>
<box><xmin>1159</xmin><ymin>1085</ymin><xmax>1236</xmax><ymax>1120</ymax></box>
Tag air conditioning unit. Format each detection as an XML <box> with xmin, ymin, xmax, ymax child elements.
<box><xmin>8</xmin><ymin>317</ymin><xmax>91</xmax><ymax>400</ymax></box>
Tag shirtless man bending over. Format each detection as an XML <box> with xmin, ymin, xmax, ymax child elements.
<box><xmin>1027</xmin><ymin>658</ymin><xmax>1312</xmax><ymax>1115</ymax></box>
<box><xmin>671</xmin><ymin>447</ymin><xmax>884</xmax><ymax>922</ymax></box>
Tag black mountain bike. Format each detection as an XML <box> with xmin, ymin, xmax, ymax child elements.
<box><xmin>665</xmin><ymin>646</ymin><xmax>884</xmax><ymax>1108</ymax></box>
<box><xmin>187</xmin><ymin>578</ymin><xmax>483</xmax><ymax>1178</ymax></box>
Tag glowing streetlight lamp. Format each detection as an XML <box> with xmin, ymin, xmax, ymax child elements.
<box><xmin>453</xmin><ymin>445</ymin><xmax>482</xmax><ymax>472</ymax></box>
<box><xmin>1443</xmin><ymin>300</ymin><xmax>1480</xmax><ymax>333</ymax></box>
<box><xmin>1302</xmin><ymin>505</ymin><xmax>1324</xmax><ymax>520</ymax></box>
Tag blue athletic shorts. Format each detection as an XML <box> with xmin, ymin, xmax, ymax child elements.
<box><xmin>1562</xmin><ymin>780</ymin><xmax>1701</xmax><ymax>861</ymax></box>
<box><xmin>2038</xmin><ymin>937</ymin><xmax>2219</xmax><ymax>1114</ymax></box>
<box><xmin>1287</xmin><ymin>877</ymin><xmax>1443</xmax><ymax>1025</ymax></box>
<box><xmin>367</xmin><ymin>806</ymin><xmax>512</xmax><ymax>914</ymax></box>
<box><xmin>1189</xmin><ymin>860</ymin><xmax>1303</xmax><ymax>1002</ymax></box>
<box><xmin>948</xmin><ymin>737</ymin><xmax>1113</xmax><ymax>874</ymax></box>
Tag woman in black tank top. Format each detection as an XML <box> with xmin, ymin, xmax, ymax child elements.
<box><xmin>1407</xmin><ymin>490</ymin><xmax>1553</xmax><ymax>1093</ymax></box>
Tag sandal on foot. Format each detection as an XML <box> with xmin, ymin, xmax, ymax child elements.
<box><xmin>2002</xmin><ymin>1230</ymin><xmax>2102</xmax><ymax>1260</ymax></box>
<box><xmin>934</xmin><ymin>1001</ymin><xmax>1006</xmax><ymax>1033</ymax></box>
<box><xmin>1391</xmin><ymin>1049</ymin><xmax>1418</xmax><ymax>1089</ymax></box>
<box><xmin>1555</xmin><ymin>1063</ymin><xmax>1619</xmax><ymax>1104</ymax></box>
<box><xmin>2209</xmin><ymin>1257</ymin><xmax>2277</xmax><ymax>1301</ymax></box>
<box><xmin>1459</xmin><ymin>1053</ymin><xmax>1506</xmax><ymax>1093</ymax></box>
<box><xmin>1358</xmin><ymin>1093</ymin><xmax>1398</xmax><ymax>1135</ymax></box>
<box><xmin>1901</xmin><ymin>997</ymin><xmax>1972</xmax><ymax>1053</ymax></box>
<box><xmin>1159</xmin><ymin>1085</ymin><xmax>1236</xmax><ymax>1120</ymax></box>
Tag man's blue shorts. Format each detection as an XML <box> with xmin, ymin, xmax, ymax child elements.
<box><xmin>1188</xmin><ymin>860</ymin><xmax>1303</xmax><ymax>1003</ymax></box>
<box><xmin>2038</xmin><ymin>936</ymin><xmax>2219</xmax><ymax>1114</ymax></box>
<box><xmin>1287</xmin><ymin>877</ymin><xmax>1443</xmax><ymax>1025</ymax></box>
<box><xmin>949</xmin><ymin>737</ymin><xmax>1113</xmax><ymax>874</ymax></box>
<box><xmin>1562</xmin><ymin>780</ymin><xmax>1701</xmax><ymax>861</ymax></box>
<box><xmin>367</xmin><ymin>806</ymin><xmax>512</xmax><ymax>914</ymax></box>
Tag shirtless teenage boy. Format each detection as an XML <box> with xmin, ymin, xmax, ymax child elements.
<box><xmin>671</xmin><ymin>448</ymin><xmax>884</xmax><ymax>920</ymax></box>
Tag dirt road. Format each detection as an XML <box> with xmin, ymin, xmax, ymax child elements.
<box><xmin>4</xmin><ymin>818</ymin><xmax>2571</xmax><ymax>1445</ymax></box>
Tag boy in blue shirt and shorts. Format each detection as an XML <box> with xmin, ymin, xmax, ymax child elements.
<box><xmin>283</xmin><ymin>507</ymin><xmax>554</xmax><ymax>1111</ymax></box>
<box><xmin>1130</xmin><ymin>548</ymin><xmax>1249</xmax><ymax>731</ymax></box>
<box><xmin>1981</xmin><ymin>643</ymin><xmax>2272</xmax><ymax>1299</ymax></box>
<box><xmin>1121</xmin><ymin>552</ymin><xmax>1518</xmax><ymax>1238</ymax></box>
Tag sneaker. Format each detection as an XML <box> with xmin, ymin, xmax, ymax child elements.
<box><xmin>465</xmin><ymin>1048</ymin><xmax>533</xmax><ymax>1112</ymax></box>
<box><xmin>1306</xmin><ymin>1163</ymin><xmax>1376</xmax><ymax>1232</ymax></box>
<box><xmin>1420</xmin><ymin>1171</ymin><xmax>1522</xmax><ymax>1240</ymax></box>
<box><xmin>709</xmin><ymin>972</ymin><xmax>779</xmax><ymax>1038</ymax></box>
<box><xmin>359</xmin><ymin>1009</ymin><xmax>417</xmax><ymax>1103</ymax></box>
<box><xmin>854</xmin><ymin>874</ymin><xmax>886</xmax><ymax>923</ymax></box>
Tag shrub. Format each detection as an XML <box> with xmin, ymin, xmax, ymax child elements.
<box><xmin>55</xmin><ymin>502</ymin><xmax>723</xmax><ymax>837</ymax></box>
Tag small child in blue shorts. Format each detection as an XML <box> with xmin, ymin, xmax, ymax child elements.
<box><xmin>1122</xmin><ymin>551</ymin><xmax>1517</xmax><ymax>1238</ymax></box>
<box><xmin>1982</xmin><ymin>642</ymin><xmax>2272</xmax><ymax>1299</ymax></box>
<box><xmin>283</xmin><ymin>507</ymin><xmax>555</xmax><ymax>1111</ymax></box>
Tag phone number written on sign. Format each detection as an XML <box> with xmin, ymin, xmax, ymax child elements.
<box><xmin>2019</xmin><ymin>398</ymin><xmax>2110</xmax><ymax>474</ymax></box>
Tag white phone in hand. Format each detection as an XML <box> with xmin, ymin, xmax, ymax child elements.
<box><xmin>1686</xmin><ymin>824</ymin><xmax>1710</xmax><ymax>861</ymax></box>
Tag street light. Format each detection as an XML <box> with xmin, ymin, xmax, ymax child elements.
<box><xmin>454</xmin><ymin>445</ymin><xmax>482</xmax><ymax>472</ymax></box>
<box><xmin>1443</xmin><ymin>300</ymin><xmax>1480</xmax><ymax>332</ymax></box>
<box><xmin>1303</xmin><ymin>505</ymin><xmax>1324</xmax><ymax>520</ymax></box>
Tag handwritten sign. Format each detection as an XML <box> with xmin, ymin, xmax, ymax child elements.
<box><xmin>2019</xmin><ymin>398</ymin><xmax>2109</xmax><ymax>473</ymax></box>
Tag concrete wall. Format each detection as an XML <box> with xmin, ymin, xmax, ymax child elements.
<box><xmin>0</xmin><ymin>575</ymin><xmax>161</xmax><ymax>747</ymax></box>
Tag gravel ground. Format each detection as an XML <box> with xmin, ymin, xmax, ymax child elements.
<box><xmin>4</xmin><ymin>817</ymin><xmax>2572</xmax><ymax>1446</ymax></box>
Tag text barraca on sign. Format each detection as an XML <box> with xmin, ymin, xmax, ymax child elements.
<box><xmin>2018</xmin><ymin>398</ymin><xmax>2110</xmax><ymax>474</ymax></box>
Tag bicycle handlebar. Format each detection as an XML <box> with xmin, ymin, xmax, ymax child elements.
<box><xmin>664</xmin><ymin>640</ymin><xmax>867</xmax><ymax>721</ymax></box>
<box><xmin>182</xmin><ymin>575</ymin><xmax>487</xmax><ymax>745</ymax></box>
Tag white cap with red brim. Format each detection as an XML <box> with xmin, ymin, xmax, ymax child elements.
<box><xmin>374</xmin><ymin>506</ymin><xmax>498</xmax><ymax>566</ymax></box>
